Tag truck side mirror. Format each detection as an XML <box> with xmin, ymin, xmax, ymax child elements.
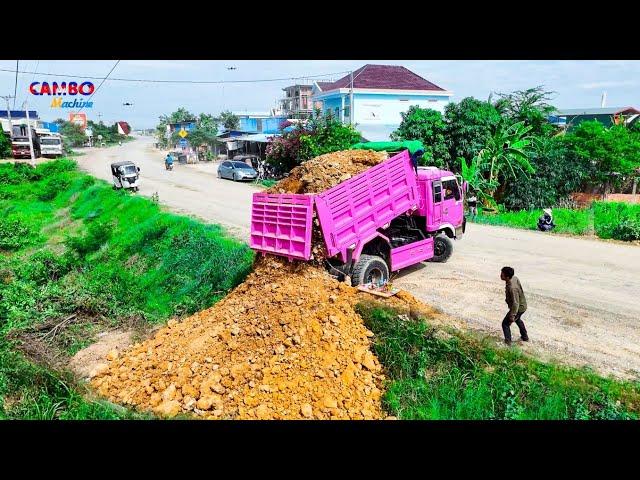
<box><xmin>137</xmin><ymin>167</ymin><xmax>141</xmax><ymax>172</ymax></box>
<box><xmin>463</xmin><ymin>181</ymin><xmax>468</xmax><ymax>193</ymax></box>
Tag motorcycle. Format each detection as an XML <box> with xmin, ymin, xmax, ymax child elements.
<box><xmin>165</xmin><ymin>161</ymin><xmax>173</xmax><ymax>171</ymax></box>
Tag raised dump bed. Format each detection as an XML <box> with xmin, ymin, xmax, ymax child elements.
<box><xmin>250</xmin><ymin>150</ymin><xmax>419</xmax><ymax>263</ymax></box>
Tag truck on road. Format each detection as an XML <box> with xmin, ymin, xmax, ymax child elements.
<box><xmin>11</xmin><ymin>125</ymin><xmax>41</xmax><ymax>159</ymax></box>
<box><xmin>39</xmin><ymin>133</ymin><xmax>63</xmax><ymax>158</ymax></box>
<box><xmin>249</xmin><ymin>142</ymin><xmax>467</xmax><ymax>285</ymax></box>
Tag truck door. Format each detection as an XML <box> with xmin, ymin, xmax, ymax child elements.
<box><xmin>441</xmin><ymin>177</ymin><xmax>464</xmax><ymax>228</ymax></box>
<box><xmin>432</xmin><ymin>180</ymin><xmax>443</xmax><ymax>226</ymax></box>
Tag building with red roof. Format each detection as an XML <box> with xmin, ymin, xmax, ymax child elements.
<box><xmin>312</xmin><ymin>64</ymin><xmax>452</xmax><ymax>141</ymax></box>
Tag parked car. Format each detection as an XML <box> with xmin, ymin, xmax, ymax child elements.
<box><xmin>233</xmin><ymin>154</ymin><xmax>260</xmax><ymax>169</ymax></box>
<box><xmin>218</xmin><ymin>160</ymin><xmax>258</xmax><ymax>181</ymax></box>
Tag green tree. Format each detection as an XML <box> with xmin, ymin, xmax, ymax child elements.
<box><xmin>565</xmin><ymin>121</ymin><xmax>640</xmax><ymax>194</ymax></box>
<box><xmin>391</xmin><ymin>106</ymin><xmax>450</xmax><ymax>169</ymax></box>
<box><xmin>494</xmin><ymin>86</ymin><xmax>557</xmax><ymax>137</ymax></box>
<box><xmin>218</xmin><ymin>110</ymin><xmax>240</xmax><ymax>130</ymax></box>
<box><xmin>473</xmin><ymin>120</ymin><xmax>535</xmax><ymax>203</ymax></box>
<box><xmin>444</xmin><ymin>97</ymin><xmax>502</xmax><ymax>170</ymax></box>
<box><xmin>0</xmin><ymin>132</ymin><xmax>11</xmax><ymax>158</ymax></box>
<box><xmin>59</xmin><ymin>121</ymin><xmax>87</xmax><ymax>148</ymax></box>
<box><xmin>266</xmin><ymin>110</ymin><xmax>361</xmax><ymax>172</ymax></box>
<box><xmin>501</xmin><ymin>136</ymin><xmax>591</xmax><ymax>210</ymax></box>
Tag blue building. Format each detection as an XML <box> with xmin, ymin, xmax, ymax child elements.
<box><xmin>311</xmin><ymin>64</ymin><xmax>453</xmax><ymax>141</ymax></box>
<box><xmin>234</xmin><ymin>112</ymin><xmax>288</xmax><ymax>135</ymax></box>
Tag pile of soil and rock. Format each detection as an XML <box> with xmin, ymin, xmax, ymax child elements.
<box><xmin>92</xmin><ymin>256</ymin><xmax>386</xmax><ymax>419</ymax></box>
<box><xmin>266</xmin><ymin>149</ymin><xmax>388</xmax><ymax>195</ymax></box>
<box><xmin>90</xmin><ymin>149</ymin><xmax>437</xmax><ymax>420</ymax></box>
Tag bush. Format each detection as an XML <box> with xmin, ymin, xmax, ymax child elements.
<box><xmin>17</xmin><ymin>250</ymin><xmax>75</xmax><ymax>285</ymax></box>
<box><xmin>65</xmin><ymin>220</ymin><xmax>112</xmax><ymax>258</ymax></box>
<box><xmin>594</xmin><ymin>202</ymin><xmax>640</xmax><ymax>240</ymax></box>
<box><xmin>37</xmin><ymin>173</ymin><xmax>73</xmax><ymax>201</ymax></box>
<box><xmin>0</xmin><ymin>217</ymin><xmax>33</xmax><ymax>250</ymax></box>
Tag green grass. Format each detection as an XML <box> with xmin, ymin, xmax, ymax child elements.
<box><xmin>471</xmin><ymin>207</ymin><xmax>593</xmax><ymax>236</ymax></box>
<box><xmin>357</xmin><ymin>303</ymin><xmax>640</xmax><ymax>420</ymax></box>
<box><xmin>0</xmin><ymin>159</ymin><xmax>254</xmax><ymax>419</ymax></box>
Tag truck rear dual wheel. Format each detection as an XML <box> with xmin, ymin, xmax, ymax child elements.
<box><xmin>351</xmin><ymin>254</ymin><xmax>389</xmax><ymax>286</ymax></box>
<box><xmin>430</xmin><ymin>235</ymin><xmax>453</xmax><ymax>263</ymax></box>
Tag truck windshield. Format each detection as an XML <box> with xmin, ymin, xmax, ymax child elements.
<box><xmin>41</xmin><ymin>138</ymin><xmax>61</xmax><ymax>145</ymax></box>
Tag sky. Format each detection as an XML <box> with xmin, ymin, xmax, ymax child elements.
<box><xmin>1</xmin><ymin>60</ymin><xmax>639</xmax><ymax>129</ymax></box>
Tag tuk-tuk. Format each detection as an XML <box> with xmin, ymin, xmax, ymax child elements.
<box><xmin>111</xmin><ymin>161</ymin><xmax>141</xmax><ymax>191</ymax></box>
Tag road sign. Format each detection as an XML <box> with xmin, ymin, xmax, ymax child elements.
<box><xmin>178</xmin><ymin>128</ymin><xmax>188</xmax><ymax>138</ymax></box>
<box><xmin>179</xmin><ymin>139</ymin><xmax>188</xmax><ymax>148</ymax></box>
<box><xmin>97</xmin><ymin>134</ymin><xmax>103</xmax><ymax>140</ymax></box>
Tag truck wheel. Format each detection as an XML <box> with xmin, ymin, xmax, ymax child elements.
<box><xmin>351</xmin><ymin>254</ymin><xmax>389</xmax><ymax>286</ymax></box>
<box><xmin>430</xmin><ymin>235</ymin><xmax>453</xmax><ymax>263</ymax></box>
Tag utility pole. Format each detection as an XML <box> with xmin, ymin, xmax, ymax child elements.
<box><xmin>1</xmin><ymin>95</ymin><xmax>14</xmax><ymax>138</ymax></box>
<box><xmin>349</xmin><ymin>71</ymin><xmax>354</xmax><ymax>125</ymax></box>
<box><xmin>23</xmin><ymin>100</ymin><xmax>36</xmax><ymax>167</ymax></box>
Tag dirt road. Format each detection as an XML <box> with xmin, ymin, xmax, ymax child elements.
<box><xmin>76</xmin><ymin>136</ymin><xmax>640</xmax><ymax>380</ymax></box>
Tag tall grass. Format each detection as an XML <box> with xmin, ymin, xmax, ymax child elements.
<box><xmin>471</xmin><ymin>207</ymin><xmax>593</xmax><ymax>236</ymax></box>
<box><xmin>357</xmin><ymin>304</ymin><xmax>640</xmax><ymax>420</ymax></box>
<box><xmin>0</xmin><ymin>159</ymin><xmax>254</xmax><ymax>419</ymax></box>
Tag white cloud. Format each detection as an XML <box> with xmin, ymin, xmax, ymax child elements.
<box><xmin>579</xmin><ymin>80</ymin><xmax>638</xmax><ymax>89</ymax></box>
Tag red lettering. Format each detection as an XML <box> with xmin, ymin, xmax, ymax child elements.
<box><xmin>68</xmin><ymin>82</ymin><xmax>78</xmax><ymax>95</ymax></box>
<box><xmin>79</xmin><ymin>82</ymin><xmax>94</xmax><ymax>95</ymax></box>
<box><xmin>52</xmin><ymin>82</ymin><xmax>67</xmax><ymax>95</ymax></box>
<box><xmin>40</xmin><ymin>82</ymin><xmax>51</xmax><ymax>95</ymax></box>
<box><xmin>29</xmin><ymin>82</ymin><xmax>41</xmax><ymax>95</ymax></box>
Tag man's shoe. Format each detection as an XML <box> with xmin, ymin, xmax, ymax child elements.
<box><xmin>504</xmin><ymin>339</ymin><xmax>512</xmax><ymax>346</ymax></box>
<box><xmin>521</xmin><ymin>337</ymin><xmax>529</xmax><ymax>342</ymax></box>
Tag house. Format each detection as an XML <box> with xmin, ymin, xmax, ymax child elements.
<box><xmin>311</xmin><ymin>64</ymin><xmax>453</xmax><ymax>141</ymax></box>
<box><xmin>1</xmin><ymin>110</ymin><xmax>40</xmax><ymax>135</ymax></box>
<box><xmin>549</xmin><ymin>107</ymin><xmax>640</xmax><ymax>131</ymax></box>
<box><xmin>234</xmin><ymin>112</ymin><xmax>287</xmax><ymax>135</ymax></box>
<box><xmin>279</xmin><ymin>84</ymin><xmax>314</xmax><ymax>119</ymax></box>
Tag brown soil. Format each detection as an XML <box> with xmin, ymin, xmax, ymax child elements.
<box><xmin>266</xmin><ymin>149</ymin><xmax>388</xmax><ymax>194</ymax></box>
<box><xmin>69</xmin><ymin>330</ymin><xmax>135</xmax><ymax>380</ymax></box>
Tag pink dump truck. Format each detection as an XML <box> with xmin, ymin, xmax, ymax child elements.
<box><xmin>250</xmin><ymin>148</ymin><xmax>467</xmax><ymax>285</ymax></box>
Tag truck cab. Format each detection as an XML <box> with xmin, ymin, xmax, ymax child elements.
<box><xmin>40</xmin><ymin>134</ymin><xmax>63</xmax><ymax>158</ymax></box>
<box><xmin>416</xmin><ymin>167</ymin><xmax>466</xmax><ymax>239</ymax></box>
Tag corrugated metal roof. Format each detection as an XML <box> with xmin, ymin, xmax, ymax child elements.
<box><xmin>553</xmin><ymin>107</ymin><xmax>640</xmax><ymax>116</ymax></box>
<box><xmin>233</xmin><ymin>133</ymin><xmax>280</xmax><ymax>143</ymax></box>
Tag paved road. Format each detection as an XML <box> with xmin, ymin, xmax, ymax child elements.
<box><xmin>76</xmin><ymin>136</ymin><xmax>640</xmax><ymax>380</ymax></box>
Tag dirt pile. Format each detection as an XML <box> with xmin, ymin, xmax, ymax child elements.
<box><xmin>91</xmin><ymin>256</ymin><xmax>387</xmax><ymax>419</ymax></box>
<box><xmin>266</xmin><ymin>149</ymin><xmax>388</xmax><ymax>195</ymax></box>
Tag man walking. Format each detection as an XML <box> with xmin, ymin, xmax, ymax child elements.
<box><xmin>500</xmin><ymin>266</ymin><xmax>529</xmax><ymax>345</ymax></box>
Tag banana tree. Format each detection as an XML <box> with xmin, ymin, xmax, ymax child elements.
<box><xmin>459</xmin><ymin>156</ymin><xmax>499</xmax><ymax>209</ymax></box>
<box><xmin>473</xmin><ymin>120</ymin><xmax>535</xmax><ymax>202</ymax></box>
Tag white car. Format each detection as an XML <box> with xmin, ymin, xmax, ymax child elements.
<box><xmin>111</xmin><ymin>161</ymin><xmax>141</xmax><ymax>191</ymax></box>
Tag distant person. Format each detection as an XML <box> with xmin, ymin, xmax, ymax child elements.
<box><xmin>165</xmin><ymin>153</ymin><xmax>174</xmax><ymax>167</ymax></box>
<box><xmin>467</xmin><ymin>194</ymin><xmax>478</xmax><ymax>218</ymax></box>
<box><xmin>537</xmin><ymin>208</ymin><xmax>555</xmax><ymax>232</ymax></box>
<box><xmin>500</xmin><ymin>266</ymin><xmax>529</xmax><ymax>345</ymax></box>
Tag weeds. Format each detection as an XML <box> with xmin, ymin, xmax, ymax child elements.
<box><xmin>357</xmin><ymin>303</ymin><xmax>640</xmax><ymax>420</ymax></box>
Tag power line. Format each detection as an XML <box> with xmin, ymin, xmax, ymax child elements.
<box><xmin>21</xmin><ymin>60</ymin><xmax>40</xmax><ymax>107</ymax></box>
<box><xmin>0</xmin><ymin>67</ymin><xmax>351</xmax><ymax>85</ymax></box>
<box><xmin>76</xmin><ymin>60</ymin><xmax>120</xmax><ymax>114</ymax></box>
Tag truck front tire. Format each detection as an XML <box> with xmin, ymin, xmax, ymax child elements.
<box><xmin>430</xmin><ymin>235</ymin><xmax>453</xmax><ymax>263</ymax></box>
<box><xmin>351</xmin><ymin>254</ymin><xmax>389</xmax><ymax>286</ymax></box>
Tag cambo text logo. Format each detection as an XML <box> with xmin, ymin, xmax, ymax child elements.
<box><xmin>29</xmin><ymin>81</ymin><xmax>95</xmax><ymax>109</ymax></box>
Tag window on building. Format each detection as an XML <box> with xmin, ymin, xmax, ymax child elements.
<box><xmin>335</xmin><ymin>107</ymin><xmax>339</xmax><ymax>118</ymax></box>
<box><xmin>256</xmin><ymin>119</ymin><xmax>263</xmax><ymax>132</ymax></box>
<box><xmin>442</xmin><ymin>179</ymin><xmax>461</xmax><ymax>201</ymax></box>
<box><xmin>343</xmin><ymin>105</ymin><xmax>350</xmax><ymax>118</ymax></box>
